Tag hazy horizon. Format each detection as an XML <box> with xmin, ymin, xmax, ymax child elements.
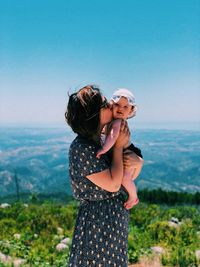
<box><xmin>0</xmin><ymin>120</ymin><xmax>199</xmax><ymax>131</ymax></box>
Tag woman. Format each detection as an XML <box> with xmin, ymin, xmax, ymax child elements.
<box><xmin>65</xmin><ymin>85</ymin><xmax>133</xmax><ymax>267</ymax></box>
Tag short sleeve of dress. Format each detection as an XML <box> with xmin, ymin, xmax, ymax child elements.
<box><xmin>69</xmin><ymin>138</ymin><xmax>109</xmax><ymax>178</ymax></box>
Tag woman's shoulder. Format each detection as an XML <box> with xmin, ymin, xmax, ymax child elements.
<box><xmin>70</xmin><ymin>135</ymin><xmax>97</xmax><ymax>152</ymax></box>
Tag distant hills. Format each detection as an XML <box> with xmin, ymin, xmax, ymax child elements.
<box><xmin>0</xmin><ymin>127</ymin><xmax>200</xmax><ymax>197</ymax></box>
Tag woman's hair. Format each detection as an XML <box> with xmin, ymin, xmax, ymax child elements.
<box><xmin>65</xmin><ymin>85</ymin><xmax>103</xmax><ymax>139</ymax></box>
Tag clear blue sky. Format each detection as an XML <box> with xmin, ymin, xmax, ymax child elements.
<box><xmin>0</xmin><ymin>0</ymin><xmax>199</xmax><ymax>129</ymax></box>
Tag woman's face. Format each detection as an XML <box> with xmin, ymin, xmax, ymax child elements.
<box><xmin>100</xmin><ymin>97</ymin><xmax>113</xmax><ymax>127</ymax></box>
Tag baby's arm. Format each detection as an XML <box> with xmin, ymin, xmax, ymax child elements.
<box><xmin>96</xmin><ymin>119</ymin><xmax>122</xmax><ymax>158</ymax></box>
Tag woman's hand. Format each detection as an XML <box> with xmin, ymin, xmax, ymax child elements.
<box><xmin>114</xmin><ymin>120</ymin><xmax>130</xmax><ymax>148</ymax></box>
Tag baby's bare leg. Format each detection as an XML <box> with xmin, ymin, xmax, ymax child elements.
<box><xmin>132</xmin><ymin>157</ymin><xmax>143</xmax><ymax>180</ymax></box>
<box><xmin>122</xmin><ymin>169</ymin><xmax>139</xmax><ymax>209</ymax></box>
<box><xmin>124</xmin><ymin>150</ymin><xmax>144</xmax><ymax>180</ymax></box>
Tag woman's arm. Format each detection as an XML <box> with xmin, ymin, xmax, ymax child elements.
<box><xmin>86</xmin><ymin>120</ymin><xmax>130</xmax><ymax>192</ymax></box>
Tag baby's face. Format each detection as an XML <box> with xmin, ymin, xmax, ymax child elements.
<box><xmin>112</xmin><ymin>97</ymin><xmax>133</xmax><ymax>120</ymax></box>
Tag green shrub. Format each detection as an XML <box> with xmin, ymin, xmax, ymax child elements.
<box><xmin>0</xmin><ymin>200</ymin><xmax>199</xmax><ymax>266</ymax></box>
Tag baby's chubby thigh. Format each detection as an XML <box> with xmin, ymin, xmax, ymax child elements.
<box><xmin>124</xmin><ymin>149</ymin><xmax>144</xmax><ymax>167</ymax></box>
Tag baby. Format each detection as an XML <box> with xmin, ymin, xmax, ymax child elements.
<box><xmin>97</xmin><ymin>88</ymin><xmax>143</xmax><ymax>209</ymax></box>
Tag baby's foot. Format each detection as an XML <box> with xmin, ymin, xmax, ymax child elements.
<box><xmin>124</xmin><ymin>195</ymin><xmax>139</xmax><ymax>210</ymax></box>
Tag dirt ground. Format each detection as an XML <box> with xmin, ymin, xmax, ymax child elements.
<box><xmin>129</xmin><ymin>255</ymin><xmax>163</xmax><ymax>267</ymax></box>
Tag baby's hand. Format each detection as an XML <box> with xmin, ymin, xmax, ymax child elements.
<box><xmin>96</xmin><ymin>148</ymin><xmax>106</xmax><ymax>159</ymax></box>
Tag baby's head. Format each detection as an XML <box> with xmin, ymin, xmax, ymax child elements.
<box><xmin>111</xmin><ymin>88</ymin><xmax>137</xmax><ymax>120</ymax></box>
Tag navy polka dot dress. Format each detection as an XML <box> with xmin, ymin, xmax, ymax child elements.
<box><xmin>68</xmin><ymin>136</ymin><xmax>130</xmax><ymax>267</ymax></box>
